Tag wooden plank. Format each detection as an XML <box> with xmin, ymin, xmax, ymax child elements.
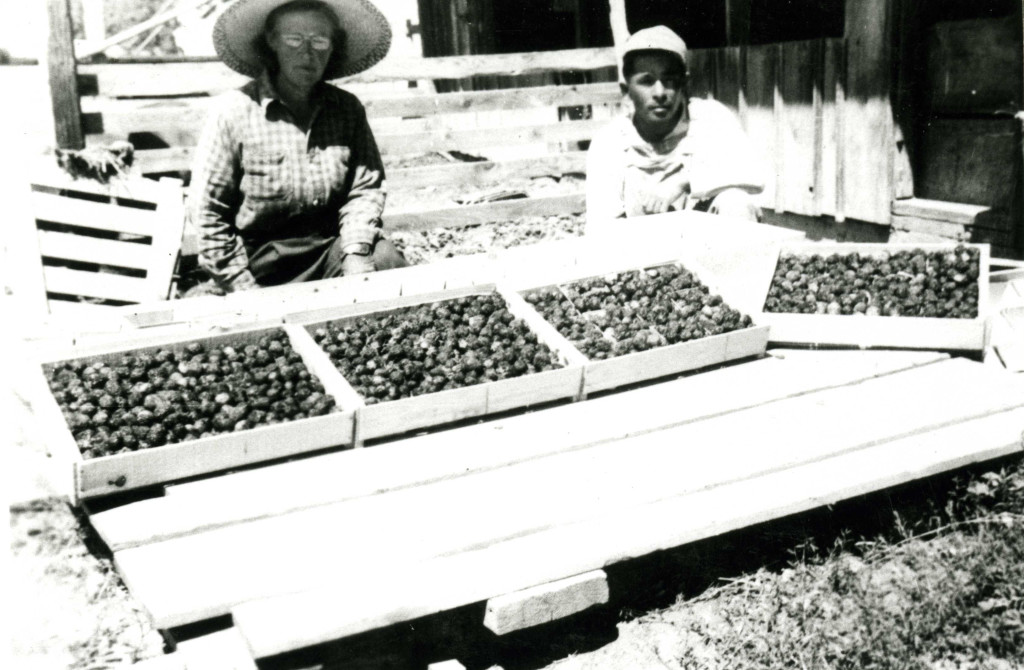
<box><xmin>4</xmin><ymin>173</ymin><xmax>50</xmax><ymax>320</ymax></box>
<box><xmin>483</xmin><ymin>570</ymin><xmax>608</xmax><ymax>635</ymax></box>
<box><xmin>47</xmin><ymin>299</ymin><xmax>120</xmax><ymax>317</ymax></box>
<box><xmin>892</xmin><ymin>198</ymin><xmax>995</xmax><ymax>224</ymax></box>
<box><xmin>43</xmin><ymin>266</ymin><xmax>150</xmax><ymax>303</ymax></box>
<box><xmin>102</xmin><ymin>350</ymin><xmax>948</xmax><ymax>552</ymax></box>
<box><xmin>364</xmin><ymin>82</ymin><xmax>622</xmax><ymax>117</ymax></box>
<box><xmin>387</xmin><ymin>193</ymin><xmax>585</xmax><ymax>232</ymax></box>
<box><xmin>345</xmin><ymin>48</ymin><xmax>618</xmax><ymax>83</ymax></box>
<box><xmin>31</xmin><ymin>190</ymin><xmax>160</xmax><ymax>237</ymax></box>
<box><xmin>779</xmin><ymin>40</ymin><xmax>818</xmax><ymax>217</ymax></box>
<box><xmin>109</xmin><ymin>359</ymin><xmax>1022</xmax><ymax>630</ymax></box>
<box><xmin>46</xmin><ymin>0</ymin><xmax>83</xmax><ymax>148</ymax></box>
<box><xmin>146</xmin><ymin>177</ymin><xmax>185</xmax><ymax>302</ymax></box>
<box><xmin>389</xmin><ymin>152</ymin><xmax>587</xmax><ymax>189</ymax></box>
<box><xmin>79</xmin><ymin>49</ymin><xmax>618</xmax><ymax>97</ymax></box>
<box><xmin>174</xmin><ymin>628</ymin><xmax>257</xmax><ymax>670</ymax></box>
<box><xmin>743</xmin><ymin>44</ymin><xmax>777</xmax><ymax>212</ymax></box>
<box><xmin>375</xmin><ymin>118</ymin><xmax>605</xmax><ymax>156</ymax></box>
<box><xmin>231</xmin><ymin>405</ymin><xmax>1024</xmax><ymax>657</ymax></box>
<box><xmin>37</xmin><ymin>229</ymin><xmax>152</xmax><ymax>270</ymax></box>
<box><xmin>86</xmin><ymin>86</ymin><xmax>619</xmax><ymax>148</ymax></box>
<box><xmin>281</xmin><ymin>324</ymin><xmax>365</xmax><ymax>412</ymax></box>
<box><xmin>712</xmin><ymin>47</ymin><xmax>742</xmax><ymax>112</ymax></box>
<box><xmin>135</xmin><ymin>147</ymin><xmax>194</xmax><ymax>175</ymax></box>
<box><xmin>842</xmin><ymin>0</ymin><xmax>896</xmax><ymax>225</ymax></box>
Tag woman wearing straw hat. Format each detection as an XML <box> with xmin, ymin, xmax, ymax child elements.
<box><xmin>189</xmin><ymin>0</ymin><xmax>406</xmax><ymax>292</ymax></box>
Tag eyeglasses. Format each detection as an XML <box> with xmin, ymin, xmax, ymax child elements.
<box><xmin>278</xmin><ymin>33</ymin><xmax>332</xmax><ymax>52</ymax></box>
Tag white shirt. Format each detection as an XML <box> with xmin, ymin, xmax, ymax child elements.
<box><xmin>585</xmin><ymin>98</ymin><xmax>765</xmax><ymax>226</ymax></box>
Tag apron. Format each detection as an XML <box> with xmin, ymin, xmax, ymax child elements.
<box><xmin>242</xmin><ymin>210</ymin><xmax>344</xmax><ymax>286</ymax></box>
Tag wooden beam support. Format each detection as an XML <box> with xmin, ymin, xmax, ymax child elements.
<box><xmin>483</xmin><ymin>570</ymin><xmax>609</xmax><ymax>635</ymax></box>
<box><xmin>607</xmin><ymin>0</ymin><xmax>628</xmax><ymax>80</ymax></box>
<box><xmin>46</xmin><ymin>0</ymin><xmax>84</xmax><ymax>149</ymax></box>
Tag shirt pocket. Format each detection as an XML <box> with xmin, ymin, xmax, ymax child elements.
<box><xmin>319</xmin><ymin>146</ymin><xmax>352</xmax><ymax>196</ymax></box>
<box><xmin>241</xmin><ymin>151</ymin><xmax>288</xmax><ymax>200</ymax></box>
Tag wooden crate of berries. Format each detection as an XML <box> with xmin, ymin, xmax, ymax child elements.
<box><xmin>519</xmin><ymin>261</ymin><xmax>770</xmax><ymax>395</ymax></box>
<box><xmin>33</xmin><ymin>326</ymin><xmax>362</xmax><ymax>501</ymax></box>
<box><xmin>291</xmin><ymin>284</ymin><xmax>588</xmax><ymax>444</ymax></box>
<box><xmin>755</xmin><ymin>243</ymin><xmax>991</xmax><ymax>351</ymax></box>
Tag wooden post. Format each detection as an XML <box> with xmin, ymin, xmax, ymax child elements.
<box><xmin>608</xmin><ymin>0</ymin><xmax>629</xmax><ymax>80</ymax></box>
<box><xmin>46</xmin><ymin>0</ymin><xmax>84</xmax><ymax>150</ymax></box>
<box><xmin>81</xmin><ymin>0</ymin><xmax>105</xmax><ymax>42</ymax></box>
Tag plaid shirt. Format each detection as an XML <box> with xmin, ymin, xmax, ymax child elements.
<box><xmin>189</xmin><ymin>73</ymin><xmax>386</xmax><ymax>289</ymax></box>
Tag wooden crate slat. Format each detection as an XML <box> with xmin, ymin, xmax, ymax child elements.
<box><xmin>43</xmin><ymin>266</ymin><xmax>152</xmax><ymax>303</ymax></box>
<box><xmin>46</xmin><ymin>299</ymin><xmax>120</xmax><ymax>317</ymax></box>
<box><xmin>343</xmin><ymin>48</ymin><xmax>618</xmax><ymax>83</ymax></box>
<box><xmin>111</xmin><ymin>358</ymin><xmax>1024</xmax><ymax>627</ymax></box>
<box><xmin>77</xmin><ymin>49</ymin><xmax>617</xmax><ymax>97</ymax></box>
<box><xmin>135</xmin><ymin>147</ymin><xmax>193</xmax><ymax>175</ymax></box>
<box><xmin>364</xmin><ymin>82</ymin><xmax>622</xmax><ymax>117</ymax></box>
<box><xmin>31</xmin><ymin>190</ymin><xmax>159</xmax><ymax>237</ymax></box>
<box><xmin>37</xmin><ymin>229</ymin><xmax>152</xmax><ymax>270</ymax></box>
<box><xmin>231</xmin><ymin>405</ymin><xmax>1024</xmax><ymax>657</ymax></box>
<box><xmin>281</xmin><ymin>324</ymin><xmax>365</xmax><ymax>411</ymax></box>
<box><xmin>387</xmin><ymin>193</ymin><xmax>585</xmax><ymax>232</ymax></box>
<box><xmin>375</xmin><ymin>119</ymin><xmax>605</xmax><ymax>156</ymax></box>
<box><xmin>389</xmin><ymin>152</ymin><xmax>587</xmax><ymax>189</ymax></box>
<box><xmin>97</xmin><ymin>350</ymin><xmax>949</xmax><ymax>551</ymax></box>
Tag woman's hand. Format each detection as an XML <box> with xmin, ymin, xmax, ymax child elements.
<box><xmin>342</xmin><ymin>252</ymin><xmax>376</xmax><ymax>275</ymax></box>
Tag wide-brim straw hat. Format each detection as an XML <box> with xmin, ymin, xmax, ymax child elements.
<box><xmin>213</xmin><ymin>0</ymin><xmax>392</xmax><ymax>79</ymax></box>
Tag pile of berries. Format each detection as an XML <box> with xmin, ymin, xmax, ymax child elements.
<box><xmin>44</xmin><ymin>330</ymin><xmax>335</xmax><ymax>459</ymax></box>
<box><xmin>312</xmin><ymin>293</ymin><xmax>562</xmax><ymax>404</ymax></box>
<box><xmin>763</xmin><ymin>245</ymin><xmax>980</xmax><ymax>318</ymax></box>
<box><xmin>524</xmin><ymin>264</ymin><xmax>753</xmax><ymax>359</ymax></box>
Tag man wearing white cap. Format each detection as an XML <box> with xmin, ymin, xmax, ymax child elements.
<box><xmin>586</xmin><ymin>26</ymin><xmax>764</xmax><ymax>227</ymax></box>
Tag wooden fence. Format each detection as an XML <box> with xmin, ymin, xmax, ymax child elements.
<box><xmin>69</xmin><ymin>38</ymin><xmax>862</xmax><ymax>229</ymax></box>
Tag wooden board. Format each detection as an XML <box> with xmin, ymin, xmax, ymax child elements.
<box><xmin>483</xmin><ymin>570</ymin><xmax>608</xmax><ymax>635</ymax></box>
<box><xmin>230</xmin><ymin>404</ymin><xmax>1024</xmax><ymax>657</ymax></box>
<box><xmin>33</xmin><ymin>324</ymin><xmax>357</xmax><ymax>501</ymax></box>
<box><xmin>753</xmin><ymin>242</ymin><xmax>992</xmax><ymax>351</ymax></box>
<box><xmin>387</xmin><ymin>193</ymin><xmax>585</xmax><ymax>232</ymax></box>
<box><xmin>94</xmin><ymin>350</ymin><xmax>949</xmax><ymax>552</ymax></box>
<box><xmin>389</xmin><ymin>152</ymin><xmax>587</xmax><ymax>190</ymax></box>
<box><xmin>110</xmin><ymin>358</ymin><xmax>1024</xmax><ymax>629</ymax></box>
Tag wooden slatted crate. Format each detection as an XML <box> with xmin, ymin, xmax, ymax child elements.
<box><xmin>752</xmin><ymin>243</ymin><xmax>992</xmax><ymax>351</ymax></box>
<box><xmin>32</xmin><ymin>325</ymin><xmax>360</xmax><ymax>502</ymax></box>
<box><xmin>514</xmin><ymin>260</ymin><xmax>770</xmax><ymax>396</ymax></box>
<box><xmin>287</xmin><ymin>284</ymin><xmax>587</xmax><ymax>445</ymax></box>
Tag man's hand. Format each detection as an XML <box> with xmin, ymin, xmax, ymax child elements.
<box><xmin>342</xmin><ymin>251</ymin><xmax>376</xmax><ymax>276</ymax></box>
<box><xmin>640</xmin><ymin>179</ymin><xmax>689</xmax><ymax>215</ymax></box>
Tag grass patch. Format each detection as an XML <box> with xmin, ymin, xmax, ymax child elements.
<box><xmin>651</xmin><ymin>459</ymin><xmax>1024</xmax><ymax>670</ymax></box>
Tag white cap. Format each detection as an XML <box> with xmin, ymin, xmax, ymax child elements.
<box><xmin>622</xmin><ymin>25</ymin><xmax>687</xmax><ymax>67</ymax></box>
